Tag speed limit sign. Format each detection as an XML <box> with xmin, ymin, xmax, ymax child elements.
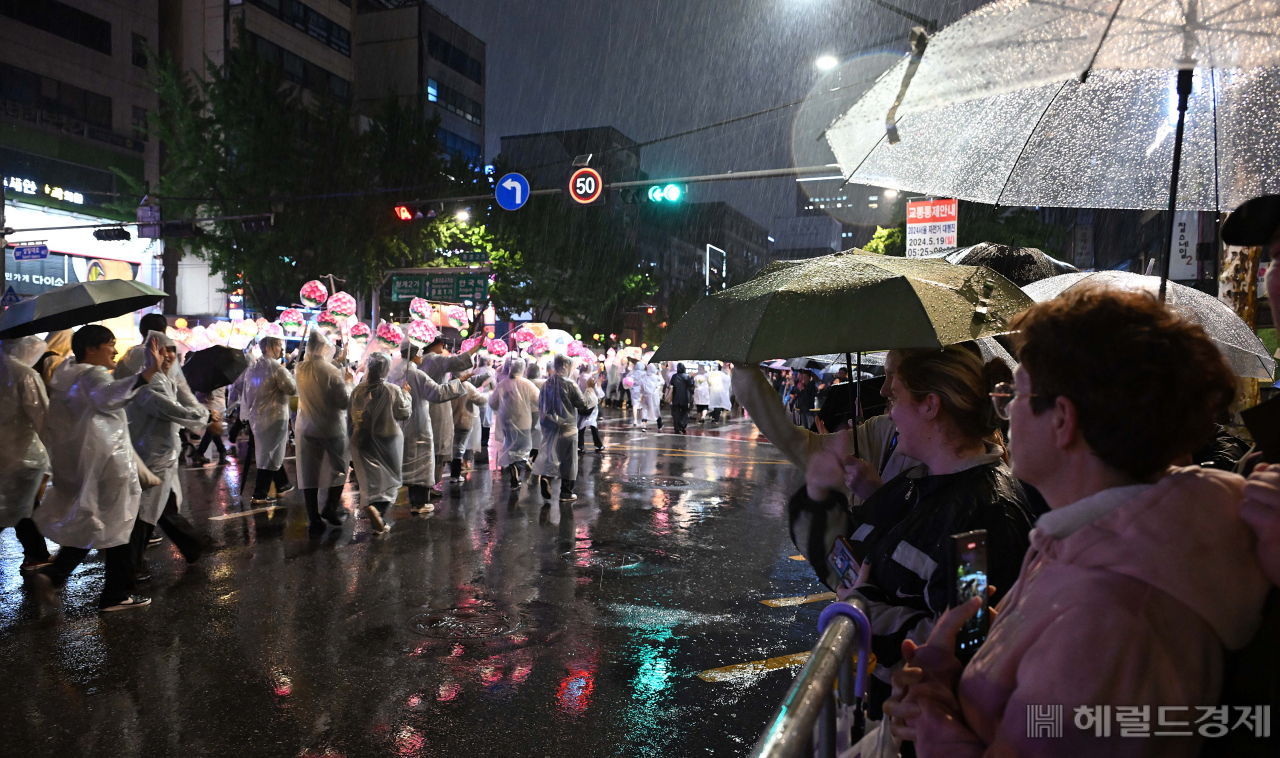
<box><xmin>568</xmin><ymin>167</ymin><xmax>604</xmax><ymax>205</ymax></box>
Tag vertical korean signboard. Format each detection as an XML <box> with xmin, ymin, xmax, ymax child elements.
<box><xmin>906</xmin><ymin>198</ymin><xmax>958</xmax><ymax>257</ymax></box>
<box><xmin>1168</xmin><ymin>210</ymin><xmax>1200</xmax><ymax>280</ymax></box>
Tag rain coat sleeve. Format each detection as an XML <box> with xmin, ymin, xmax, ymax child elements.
<box><xmin>129</xmin><ymin>373</ymin><xmax>209</xmax><ymax>524</ymax></box>
<box><xmin>401</xmin><ymin>363</ymin><xmax>467</xmax><ymax>488</ymax></box>
<box><xmin>294</xmin><ymin>338</ymin><xmax>353</xmax><ymax>489</ymax></box>
<box><xmin>0</xmin><ymin>355</ymin><xmax>50</xmax><ymax>529</ymax></box>
<box><xmin>34</xmin><ymin>361</ymin><xmax>143</xmax><ymax>549</ymax></box>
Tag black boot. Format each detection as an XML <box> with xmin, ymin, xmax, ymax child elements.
<box><xmin>250</xmin><ymin>469</ymin><xmax>273</xmax><ymax>502</ymax></box>
<box><xmin>303</xmin><ymin>488</ymin><xmax>326</xmax><ymax>533</ymax></box>
<box><xmin>539</xmin><ymin>476</ymin><xmax>552</xmax><ymax>500</ymax></box>
<box><xmin>450</xmin><ymin>458</ymin><xmax>462</xmax><ymax>483</ymax></box>
<box><xmin>508</xmin><ymin>465</ymin><xmax>520</xmax><ymax>488</ymax></box>
<box><xmin>319</xmin><ymin>485</ymin><xmax>347</xmax><ymax>526</ymax></box>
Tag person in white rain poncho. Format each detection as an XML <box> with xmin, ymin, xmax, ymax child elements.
<box><xmin>489</xmin><ymin>355</ymin><xmax>541</xmax><ymax>489</ymax></box>
<box><xmin>534</xmin><ymin>354</ymin><xmax>588</xmax><ymax>501</ymax></box>
<box><xmin>126</xmin><ymin>331</ymin><xmax>211</xmax><ymax>575</ymax></box>
<box><xmin>421</xmin><ymin>336</ymin><xmax>480</xmax><ymax>486</ymax></box>
<box><xmin>708</xmin><ymin>362</ymin><xmax>732</xmax><ymax>422</ymax></box>
<box><xmin>525</xmin><ymin>359</ymin><xmax>545</xmax><ymax>461</ymax></box>
<box><xmin>626</xmin><ymin>360</ymin><xmax>645</xmax><ymax>427</ymax></box>
<box><xmin>242</xmin><ymin>336</ymin><xmax>297</xmax><ymax>503</ymax></box>
<box><xmin>577</xmin><ymin>364</ymin><xmax>604</xmax><ymax>453</ymax></box>
<box><xmin>0</xmin><ymin>336</ymin><xmax>51</xmax><ymax>570</ymax></box>
<box><xmin>640</xmin><ymin>363</ymin><xmax>665</xmax><ymax>430</ymax></box>
<box><xmin>33</xmin><ymin>326</ymin><xmax>163</xmax><ymax>612</ymax></box>
<box><xmin>394</xmin><ymin>343</ymin><xmax>469</xmax><ymax>513</ymax></box>
<box><xmin>294</xmin><ymin>329</ymin><xmax>353</xmax><ymax>532</ymax></box>
<box><xmin>693</xmin><ymin>366</ymin><xmax>711</xmax><ymax>424</ymax></box>
<box><xmin>115</xmin><ymin>312</ymin><xmax>206</xmax><ymax>437</ymax></box>
<box><xmin>349</xmin><ymin>352</ymin><xmax>412</xmax><ymax>533</ymax></box>
<box><xmin>448</xmin><ymin>376</ymin><xmax>490</xmax><ymax>484</ymax></box>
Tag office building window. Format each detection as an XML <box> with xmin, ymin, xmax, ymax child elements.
<box><xmin>251</xmin><ymin>0</ymin><xmax>351</xmax><ymax>57</ymax></box>
<box><xmin>427</xmin><ymin>33</ymin><xmax>483</xmax><ymax>85</ymax></box>
<box><xmin>131</xmin><ymin>106</ymin><xmax>148</xmax><ymax>140</ymax></box>
<box><xmin>0</xmin><ymin>62</ymin><xmax>113</xmax><ymax>130</ymax></box>
<box><xmin>246</xmin><ymin>32</ymin><xmax>352</xmax><ymax>103</ymax></box>
<box><xmin>437</xmin><ymin>127</ymin><xmax>481</xmax><ymax>163</ymax></box>
<box><xmin>0</xmin><ymin>0</ymin><xmax>112</xmax><ymax>55</ymax></box>
<box><xmin>426</xmin><ymin>78</ymin><xmax>482</xmax><ymax>125</ymax></box>
<box><xmin>132</xmin><ymin>33</ymin><xmax>148</xmax><ymax>68</ymax></box>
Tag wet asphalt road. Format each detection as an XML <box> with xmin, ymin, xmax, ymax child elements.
<box><xmin>0</xmin><ymin>409</ymin><xmax>836</xmax><ymax>758</ymax></box>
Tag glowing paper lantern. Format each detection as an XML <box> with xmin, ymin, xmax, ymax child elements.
<box><xmin>263</xmin><ymin>322</ymin><xmax>284</xmax><ymax>339</ymax></box>
<box><xmin>208</xmin><ymin>321</ymin><xmax>232</xmax><ymax>346</ymax></box>
<box><xmin>528</xmin><ymin>337</ymin><xmax>549</xmax><ymax>355</ymax></box>
<box><xmin>174</xmin><ymin>327</ymin><xmax>193</xmax><ymax>345</ymax></box>
<box><xmin>300</xmin><ymin>280</ymin><xmax>328</xmax><ymax>308</ymax></box>
<box><xmin>234</xmin><ymin>319</ymin><xmax>259</xmax><ymax>338</ymax></box>
<box><xmin>406</xmin><ymin>319</ymin><xmax>437</xmax><ymax>348</ymax></box>
<box><xmin>460</xmin><ymin>336</ymin><xmax>481</xmax><ymax>353</ymax></box>
<box><xmin>410</xmin><ymin>297</ymin><xmax>433</xmax><ymax>321</ymax></box>
<box><xmin>512</xmin><ymin>327</ymin><xmax>535</xmax><ymax>347</ymax></box>
<box><xmin>327</xmin><ymin>291</ymin><xmax>356</xmax><ymax>318</ymax></box>
<box><xmin>348</xmin><ymin>321</ymin><xmax>371</xmax><ymax>344</ymax></box>
<box><xmin>280</xmin><ymin>308</ymin><xmax>305</xmax><ymax>334</ymax></box>
<box><xmin>316</xmin><ymin>310</ymin><xmax>343</xmax><ymax>335</ymax></box>
<box><xmin>376</xmin><ymin>321</ymin><xmax>404</xmax><ymax>351</ymax></box>
<box><xmin>566</xmin><ymin>339</ymin><xmax>584</xmax><ymax>357</ymax></box>
<box><xmin>445</xmin><ymin>305</ymin><xmax>467</xmax><ymax>329</ymax></box>
<box><xmin>485</xmin><ymin>338</ymin><xmax>508</xmax><ymax>357</ymax></box>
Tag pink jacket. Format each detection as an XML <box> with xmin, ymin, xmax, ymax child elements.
<box><xmin>909</xmin><ymin>467</ymin><xmax>1271</xmax><ymax>758</ymax></box>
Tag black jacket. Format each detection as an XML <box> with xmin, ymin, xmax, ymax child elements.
<box><xmin>670</xmin><ymin>372</ymin><xmax>695</xmax><ymax>406</ymax></box>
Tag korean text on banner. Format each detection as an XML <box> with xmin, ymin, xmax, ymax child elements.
<box><xmin>906</xmin><ymin>198</ymin><xmax>958</xmax><ymax>257</ymax></box>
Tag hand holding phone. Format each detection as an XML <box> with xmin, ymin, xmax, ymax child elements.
<box><xmin>948</xmin><ymin>530</ymin><xmax>990</xmax><ymax>662</ymax></box>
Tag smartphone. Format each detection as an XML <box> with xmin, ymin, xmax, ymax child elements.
<box><xmin>1241</xmin><ymin>396</ymin><xmax>1280</xmax><ymax>463</ymax></box>
<box><xmin>827</xmin><ymin>535</ymin><xmax>861</xmax><ymax>590</ymax></box>
<box><xmin>948</xmin><ymin>530</ymin><xmax>990</xmax><ymax>662</ymax></box>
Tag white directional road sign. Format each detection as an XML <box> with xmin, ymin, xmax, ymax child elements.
<box><xmin>495</xmin><ymin>172</ymin><xmax>530</xmax><ymax>211</ymax></box>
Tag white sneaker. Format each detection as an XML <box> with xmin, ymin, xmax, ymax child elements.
<box><xmin>412</xmin><ymin>503</ymin><xmax>436</xmax><ymax>514</ymax></box>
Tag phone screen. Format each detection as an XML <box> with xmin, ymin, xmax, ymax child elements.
<box><xmin>827</xmin><ymin>536</ymin><xmax>860</xmax><ymax>590</ymax></box>
<box><xmin>950</xmin><ymin>530</ymin><xmax>990</xmax><ymax>662</ymax></box>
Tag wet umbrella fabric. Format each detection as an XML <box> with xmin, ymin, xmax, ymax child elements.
<box><xmin>181</xmin><ymin>346</ymin><xmax>250</xmax><ymax>394</ymax></box>
<box><xmin>922</xmin><ymin>243</ymin><xmax>1079</xmax><ymax>287</ymax></box>
<box><xmin>652</xmin><ymin>253</ymin><xmax>1033</xmax><ymax>364</ymax></box>
<box><xmin>1024</xmin><ymin>271</ymin><xmax>1275</xmax><ymax>379</ymax></box>
<box><xmin>0</xmin><ymin>280</ymin><xmax>167</xmax><ymax>339</ymax></box>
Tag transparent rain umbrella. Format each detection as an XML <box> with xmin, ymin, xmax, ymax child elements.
<box><xmin>1024</xmin><ymin>271</ymin><xmax>1275</xmax><ymax>379</ymax></box>
<box><xmin>825</xmin><ymin>0</ymin><xmax>1280</xmax><ymax>296</ymax></box>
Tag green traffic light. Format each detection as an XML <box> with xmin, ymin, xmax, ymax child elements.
<box><xmin>663</xmin><ymin>184</ymin><xmax>681</xmax><ymax>202</ymax></box>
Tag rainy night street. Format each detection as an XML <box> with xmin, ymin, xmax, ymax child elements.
<box><xmin>0</xmin><ymin>411</ymin><xmax>830</xmax><ymax>757</ymax></box>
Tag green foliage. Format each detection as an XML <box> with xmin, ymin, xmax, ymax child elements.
<box><xmin>864</xmin><ymin>224</ymin><xmax>906</xmax><ymax>256</ymax></box>
<box><xmin>957</xmin><ymin>204</ymin><xmax>1069</xmax><ymax>259</ymax></box>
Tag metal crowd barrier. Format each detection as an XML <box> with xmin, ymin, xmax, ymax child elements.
<box><xmin>749</xmin><ymin>600</ymin><xmax>873</xmax><ymax>758</ymax></box>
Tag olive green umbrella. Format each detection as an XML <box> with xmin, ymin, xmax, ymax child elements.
<box><xmin>652</xmin><ymin>252</ymin><xmax>1033</xmax><ymax>364</ymax></box>
<box><xmin>0</xmin><ymin>279</ymin><xmax>168</xmax><ymax>339</ymax></box>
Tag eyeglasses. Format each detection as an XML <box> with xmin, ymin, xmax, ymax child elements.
<box><xmin>989</xmin><ymin>382</ymin><xmax>1033</xmax><ymax>420</ymax></box>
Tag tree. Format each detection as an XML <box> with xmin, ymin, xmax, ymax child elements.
<box><xmin>864</xmin><ymin>224</ymin><xmax>906</xmax><ymax>256</ymax></box>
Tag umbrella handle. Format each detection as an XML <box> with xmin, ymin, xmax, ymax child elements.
<box><xmin>1158</xmin><ymin>68</ymin><xmax>1194</xmax><ymax>303</ymax></box>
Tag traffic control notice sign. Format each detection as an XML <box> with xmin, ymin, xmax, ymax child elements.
<box><xmin>568</xmin><ymin>167</ymin><xmax>604</xmax><ymax>205</ymax></box>
<box><xmin>905</xmin><ymin>198</ymin><xmax>958</xmax><ymax>257</ymax></box>
<box><xmin>495</xmin><ymin>172</ymin><xmax>529</xmax><ymax>211</ymax></box>
<box><xmin>12</xmin><ymin>244</ymin><xmax>49</xmax><ymax>261</ymax></box>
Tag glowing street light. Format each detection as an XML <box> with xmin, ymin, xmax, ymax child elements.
<box><xmin>815</xmin><ymin>55</ymin><xmax>839</xmax><ymax>71</ymax></box>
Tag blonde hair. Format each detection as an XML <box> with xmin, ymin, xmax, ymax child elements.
<box><xmin>891</xmin><ymin>345</ymin><xmax>1012</xmax><ymax>458</ymax></box>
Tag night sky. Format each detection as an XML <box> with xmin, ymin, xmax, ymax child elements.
<box><xmin>428</xmin><ymin>0</ymin><xmax>989</xmax><ymax>228</ymax></box>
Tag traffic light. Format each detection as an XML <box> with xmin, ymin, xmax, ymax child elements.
<box><xmin>93</xmin><ymin>227</ymin><xmax>131</xmax><ymax>241</ymax></box>
<box><xmin>647</xmin><ymin>184</ymin><xmax>683</xmax><ymax>203</ymax></box>
<box><xmin>393</xmin><ymin>204</ymin><xmax>439</xmax><ymax>222</ymax></box>
<box><xmin>394</xmin><ymin>205</ymin><xmax>414</xmax><ymax>221</ymax></box>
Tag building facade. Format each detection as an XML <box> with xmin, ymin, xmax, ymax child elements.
<box><xmin>500</xmin><ymin>126</ymin><xmax>640</xmax><ymax>189</ymax></box>
<box><xmin>355</xmin><ymin>0</ymin><xmax>485</xmax><ymax>163</ymax></box>
<box><xmin>769</xmin><ymin>214</ymin><xmax>843</xmax><ymax>260</ymax></box>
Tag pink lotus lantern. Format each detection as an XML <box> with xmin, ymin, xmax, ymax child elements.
<box><xmin>512</xmin><ymin>327</ymin><xmax>535</xmax><ymax>347</ymax></box>
<box><xmin>407</xmin><ymin>319</ymin><xmax>438</xmax><ymax>348</ymax></box>
<box><xmin>376</xmin><ymin>321</ymin><xmax>404</xmax><ymax>351</ymax></box>
<box><xmin>485</xmin><ymin>338</ymin><xmax>508</xmax><ymax>357</ymax></box>
<box><xmin>410</xmin><ymin>297</ymin><xmax>433</xmax><ymax>321</ymax></box>
<box><xmin>280</xmin><ymin>308</ymin><xmax>305</xmax><ymax>334</ymax></box>
<box><xmin>263</xmin><ymin>322</ymin><xmax>284</xmax><ymax>339</ymax></box>
<box><xmin>348</xmin><ymin>321</ymin><xmax>371</xmax><ymax>344</ymax></box>
<box><xmin>460</xmin><ymin>336</ymin><xmax>481</xmax><ymax>353</ymax></box>
<box><xmin>566</xmin><ymin>339</ymin><xmax>584</xmax><ymax>357</ymax></box>
<box><xmin>300</xmin><ymin>280</ymin><xmax>328</xmax><ymax>308</ymax></box>
<box><xmin>255</xmin><ymin>317</ymin><xmax>270</xmax><ymax>330</ymax></box>
<box><xmin>445</xmin><ymin>305</ymin><xmax>468</xmax><ymax>329</ymax></box>
<box><xmin>316</xmin><ymin>310</ymin><xmax>343</xmax><ymax>335</ymax></box>
<box><xmin>528</xmin><ymin>336</ymin><xmax>549</xmax><ymax>355</ymax></box>
<box><xmin>327</xmin><ymin>291</ymin><xmax>356</xmax><ymax>318</ymax></box>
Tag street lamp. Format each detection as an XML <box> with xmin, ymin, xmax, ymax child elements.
<box><xmin>456</xmin><ymin>209</ymin><xmax>470</xmax><ymax>223</ymax></box>
<box><xmin>815</xmin><ymin>55</ymin><xmax>839</xmax><ymax>71</ymax></box>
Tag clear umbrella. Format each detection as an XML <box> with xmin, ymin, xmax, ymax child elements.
<box><xmin>1024</xmin><ymin>270</ymin><xmax>1275</xmax><ymax>379</ymax></box>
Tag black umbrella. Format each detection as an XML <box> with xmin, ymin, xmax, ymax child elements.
<box><xmin>182</xmin><ymin>345</ymin><xmax>249</xmax><ymax>394</ymax></box>
<box><xmin>0</xmin><ymin>279</ymin><xmax>168</xmax><ymax>339</ymax></box>
<box><xmin>924</xmin><ymin>243</ymin><xmax>1078</xmax><ymax>288</ymax></box>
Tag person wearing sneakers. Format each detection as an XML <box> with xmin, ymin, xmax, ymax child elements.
<box><xmin>32</xmin><ymin>326</ymin><xmax>163</xmax><ymax>612</ymax></box>
<box><xmin>448</xmin><ymin>375</ymin><xmax>488</xmax><ymax>484</ymax></box>
<box><xmin>0</xmin><ymin>336</ymin><xmax>52</xmax><ymax>573</ymax></box>
<box><xmin>242</xmin><ymin>336</ymin><xmax>297</xmax><ymax>504</ymax></box>
<box><xmin>294</xmin><ymin>329</ymin><xmax>354</xmax><ymax>532</ymax></box>
<box><xmin>349</xmin><ymin>352</ymin><xmax>412</xmax><ymax>533</ymax></box>
<box><xmin>534</xmin><ymin>354</ymin><xmax>588</xmax><ymax>502</ymax></box>
<box><xmin>490</xmin><ymin>355</ymin><xmax>540</xmax><ymax>489</ymax></box>
<box><xmin>395</xmin><ymin>343</ymin><xmax>470</xmax><ymax>513</ymax></box>
<box><xmin>126</xmin><ymin>331</ymin><xmax>211</xmax><ymax>579</ymax></box>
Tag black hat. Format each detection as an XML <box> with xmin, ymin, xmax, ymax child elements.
<box><xmin>1222</xmin><ymin>194</ymin><xmax>1280</xmax><ymax>247</ymax></box>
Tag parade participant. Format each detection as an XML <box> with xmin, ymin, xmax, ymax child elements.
<box><xmin>395</xmin><ymin>343</ymin><xmax>469</xmax><ymax>513</ymax></box>
<box><xmin>126</xmin><ymin>332</ymin><xmax>211</xmax><ymax>576</ymax></box>
<box><xmin>640</xmin><ymin>362</ymin><xmax>665</xmax><ymax>430</ymax></box>
<box><xmin>490</xmin><ymin>355</ymin><xmax>541</xmax><ymax>488</ymax></box>
<box><xmin>535</xmin><ymin>354</ymin><xmax>588</xmax><ymax>501</ymax></box>
<box><xmin>708</xmin><ymin>362</ymin><xmax>732</xmax><ymax>422</ymax></box>
<box><xmin>605</xmin><ymin>355</ymin><xmax>622</xmax><ymax>408</ymax></box>
<box><xmin>349</xmin><ymin>352</ymin><xmax>412</xmax><ymax>533</ymax></box>
<box><xmin>577</xmin><ymin>368</ymin><xmax>604</xmax><ymax>453</ymax></box>
<box><xmin>448</xmin><ymin>376</ymin><xmax>489</xmax><ymax>484</ymax></box>
<box><xmin>668</xmin><ymin>363</ymin><xmax>695</xmax><ymax>434</ymax></box>
<box><xmin>525</xmin><ymin>359</ymin><xmax>545</xmax><ymax>461</ymax></box>
<box><xmin>242</xmin><ymin>336</ymin><xmax>297</xmax><ymax>503</ymax></box>
<box><xmin>294</xmin><ymin>329</ymin><xmax>353</xmax><ymax>532</ymax></box>
<box><xmin>0</xmin><ymin>336</ymin><xmax>51</xmax><ymax>571</ymax></box>
<box><xmin>190</xmin><ymin>386</ymin><xmax>229</xmax><ymax>466</ymax></box>
<box><xmin>34</xmin><ymin>329</ymin><xmax>72</xmax><ymax>388</ymax></box>
<box><xmin>31</xmin><ymin>327</ymin><xmax>163</xmax><ymax>612</ymax></box>
<box><xmin>693</xmin><ymin>365</ymin><xmax>711</xmax><ymax>424</ymax></box>
<box><xmin>421</xmin><ymin>337</ymin><xmax>481</xmax><ymax>487</ymax></box>
<box><xmin>626</xmin><ymin>360</ymin><xmax>645</xmax><ymax>427</ymax></box>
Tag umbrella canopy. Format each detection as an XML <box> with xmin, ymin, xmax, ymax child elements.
<box><xmin>182</xmin><ymin>345</ymin><xmax>250</xmax><ymax>394</ymax></box>
<box><xmin>0</xmin><ymin>279</ymin><xmax>167</xmax><ymax>339</ymax></box>
<box><xmin>1024</xmin><ymin>271</ymin><xmax>1275</xmax><ymax>379</ymax></box>
<box><xmin>922</xmin><ymin>243</ymin><xmax>1079</xmax><ymax>287</ymax></box>
<box><xmin>652</xmin><ymin>253</ymin><xmax>1033</xmax><ymax>364</ymax></box>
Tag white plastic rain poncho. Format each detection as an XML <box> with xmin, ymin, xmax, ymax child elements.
<box><xmin>708</xmin><ymin>366</ymin><xmax>732</xmax><ymax>410</ymax></box>
<box><xmin>640</xmin><ymin>363</ymin><xmax>664</xmax><ymax>421</ymax></box>
<box><xmin>576</xmin><ymin>368</ymin><xmax>602</xmax><ymax>430</ymax></box>
<box><xmin>0</xmin><ymin>337</ymin><xmax>50</xmax><ymax>529</ymax></box>
<box><xmin>294</xmin><ymin>330</ymin><xmax>353</xmax><ymax>489</ymax></box>
<box><xmin>693</xmin><ymin>370</ymin><xmax>710</xmax><ymax>405</ymax></box>
<box><xmin>489</xmin><ymin>356</ymin><xmax>540</xmax><ymax>468</ymax></box>
<box><xmin>422</xmin><ymin>349</ymin><xmax>475</xmax><ymax>462</ymax></box>
<box><xmin>127</xmin><ymin>333</ymin><xmax>210</xmax><ymax>525</ymax></box>
<box><xmin>533</xmin><ymin>355</ymin><xmax>587</xmax><ymax>481</ymax></box>
<box><xmin>627</xmin><ymin>364</ymin><xmax>645</xmax><ymax>407</ymax></box>
<box><xmin>36</xmin><ymin>358</ymin><xmax>143</xmax><ymax>549</ymax></box>
<box><xmin>397</xmin><ymin>353</ymin><xmax>467</xmax><ymax>488</ymax></box>
<box><xmin>241</xmin><ymin>349</ymin><xmax>297</xmax><ymax>470</ymax></box>
<box><xmin>606</xmin><ymin>359</ymin><xmax>621</xmax><ymax>401</ymax></box>
<box><xmin>349</xmin><ymin>353</ymin><xmax>412</xmax><ymax>507</ymax></box>
<box><xmin>115</xmin><ymin>338</ymin><xmax>206</xmax><ymax>434</ymax></box>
